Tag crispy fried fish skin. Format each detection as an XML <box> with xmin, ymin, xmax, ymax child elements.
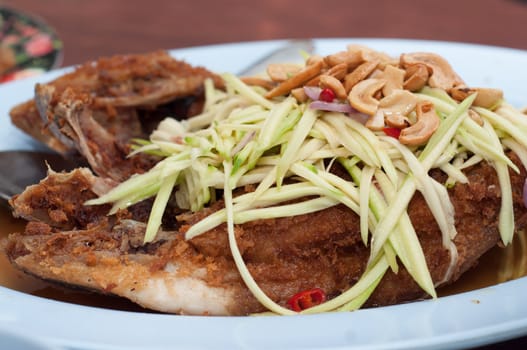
<box><xmin>9</xmin><ymin>51</ymin><xmax>222</xmax><ymax>179</ymax></box>
<box><xmin>2</xmin><ymin>154</ymin><xmax>526</xmax><ymax>315</ymax></box>
<box><xmin>9</xmin><ymin>168</ymin><xmax>111</xmax><ymax>230</ymax></box>
<box><xmin>3</xmin><ymin>220</ymin><xmax>243</xmax><ymax>315</ymax></box>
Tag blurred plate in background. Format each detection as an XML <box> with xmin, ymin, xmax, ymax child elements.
<box><xmin>0</xmin><ymin>6</ymin><xmax>62</xmax><ymax>83</ymax></box>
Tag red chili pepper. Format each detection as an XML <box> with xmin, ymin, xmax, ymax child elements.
<box><xmin>319</xmin><ymin>88</ymin><xmax>336</xmax><ymax>102</ymax></box>
<box><xmin>287</xmin><ymin>288</ymin><xmax>326</xmax><ymax>311</ymax></box>
<box><xmin>383</xmin><ymin>127</ymin><xmax>402</xmax><ymax>139</ymax></box>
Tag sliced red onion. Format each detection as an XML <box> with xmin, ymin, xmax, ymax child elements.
<box><xmin>523</xmin><ymin>178</ymin><xmax>527</xmax><ymax>208</ymax></box>
<box><xmin>309</xmin><ymin>100</ymin><xmax>354</xmax><ymax>114</ymax></box>
<box><xmin>348</xmin><ymin>111</ymin><xmax>370</xmax><ymax>124</ymax></box>
<box><xmin>303</xmin><ymin>86</ymin><xmax>322</xmax><ymax>100</ymax></box>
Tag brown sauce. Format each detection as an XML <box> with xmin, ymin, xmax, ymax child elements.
<box><xmin>0</xmin><ymin>206</ymin><xmax>525</xmax><ymax>312</ymax></box>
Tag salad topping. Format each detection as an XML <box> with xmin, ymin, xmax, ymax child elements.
<box><xmin>86</xmin><ymin>44</ymin><xmax>527</xmax><ymax>314</ymax></box>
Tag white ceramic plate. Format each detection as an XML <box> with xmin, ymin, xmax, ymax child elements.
<box><xmin>1</xmin><ymin>38</ymin><xmax>527</xmax><ymax>350</ymax></box>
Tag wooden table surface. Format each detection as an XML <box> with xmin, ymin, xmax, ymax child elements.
<box><xmin>2</xmin><ymin>0</ymin><xmax>527</xmax><ymax>349</ymax></box>
<box><xmin>3</xmin><ymin>0</ymin><xmax>527</xmax><ymax>66</ymax></box>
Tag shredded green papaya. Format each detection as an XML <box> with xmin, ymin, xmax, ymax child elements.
<box><xmin>86</xmin><ymin>45</ymin><xmax>527</xmax><ymax>315</ymax></box>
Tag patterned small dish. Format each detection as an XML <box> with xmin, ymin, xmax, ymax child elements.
<box><xmin>0</xmin><ymin>6</ymin><xmax>63</xmax><ymax>83</ymax></box>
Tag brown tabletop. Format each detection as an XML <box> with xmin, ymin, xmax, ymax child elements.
<box><xmin>3</xmin><ymin>0</ymin><xmax>527</xmax><ymax>66</ymax></box>
<box><xmin>2</xmin><ymin>0</ymin><xmax>527</xmax><ymax>348</ymax></box>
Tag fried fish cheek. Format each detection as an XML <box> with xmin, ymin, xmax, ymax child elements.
<box><xmin>10</xmin><ymin>51</ymin><xmax>223</xmax><ymax>180</ymax></box>
<box><xmin>9</xmin><ymin>168</ymin><xmax>112</xmax><ymax>230</ymax></box>
<box><xmin>1</xmin><ymin>220</ymin><xmax>249</xmax><ymax>316</ymax></box>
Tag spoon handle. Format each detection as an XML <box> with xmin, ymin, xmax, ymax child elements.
<box><xmin>237</xmin><ymin>39</ymin><xmax>314</xmax><ymax>76</ymax></box>
<box><xmin>0</xmin><ymin>151</ymin><xmax>80</xmax><ymax>207</ymax></box>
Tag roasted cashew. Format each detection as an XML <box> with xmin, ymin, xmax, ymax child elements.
<box><xmin>348</xmin><ymin>78</ymin><xmax>386</xmax><ymax>116</ymax></box>
<box><xmin>376</xmin><ymin>64</ymin><xmax>405</xmax><ymax>96</ymax></box>
<box><xmin>266</xmin><ymin>63</ymin><xmax>302</xmax><ymax>82</ymax></box>
<box><xmin>403</xmin><ymin>63</ymin><xmax>429</xmax><ymax>92</ymax></box>
<box><xmin>240</xmin><ymin>77</ymin><xmax>276</xmax><ymax>90</ymax></box>
<box><xmin>344</xmin><ymin>60</ymin><xmax>379</xmax><ymax>92</ymax></box>
<box><xmin>291</xmin><ymin>87</ymin><xmax>308</xmax><ymax>102</ymax></box>
<box><xmin>385</xmin><ymin>112</ymin><xmax>410</xmax><ymax>129</ymax></box>
<box><xmin>400</xmin><ymin>52</ymin><xmax>464</xmax><ymax>90</ymax></box>
<box><xmin>347</xmin><ymin>44</ymin><xmax>393</xmax><ymax>66</ymax></box>
<box><xmin>399</xmin><ymin>101</ymin><xmax>439</xmax><ymax>145</ymax></box>
<box><xmin>306</xmin><ymin>54</ymin><xmax>326</xmax><ymax>67</ymax></box>
<box><xmin>319</xmin><ymin>75</ymin><xmax>347</xmax><ymax>100</ymax></box>
<box><xmin>378</xmin><ymin>90</ymin><xmax>417</xmax><ymax>128</ymax></box>
<box><xmin>326</xmin><ymin>63</ymin><xmax>349</xmax><ymax>80</ymax></box>
<box><xmin>305</xmin><ymin>62</ymin><xmax>348</xmax><ymax>87</ymax></box>
<box><xmin>324</xmin><ymin>50</ymin><xmax>363</xmax><ymax>69</ymax></box>
<box><xmin>366</xmin><ymin>109</ymin><xmax>386</xmax><ymax>130</ymax></box>
<box><xmin>265</xmin><ymin>60</ymin><xmax>324</xmax><ymax>98</ymax></box>
<box><xmin>450</xmin><ymin>86</ymin><xmax>503</xmax><ymax>110</ymax></box>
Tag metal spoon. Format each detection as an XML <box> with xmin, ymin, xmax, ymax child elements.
<box><xmin>237</xmin><ymin>39</ymin><xmax>314</xmax><ymax>76</ymax></box>
<box><xmin>0</xmin><ymin>39</ymin><xmax>315</xmax><ymax>206</ymax></box>
<box><xmin>0</xmin><ymin>151</ymin><xmax>80</xmax><ymax>205</ymax></box>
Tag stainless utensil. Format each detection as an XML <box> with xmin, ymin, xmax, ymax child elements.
<box><xmin>237</xmin><ymin>39</ymin><xmax>314</xmax><ymax>76</ymax></box>
<box><xmin>0</xmin><ymin>39</ymin><xmax>315</xmax><ymax>205</ymax></box>
<box><xmin>0</xmin><ymin>151</ymin><xmax>79</xmax><ymax>205</ymax></box>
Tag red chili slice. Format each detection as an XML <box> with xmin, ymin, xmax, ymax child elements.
<box><xmin>287</xmin><ymin>288</ymin><xmax>327</xmax><ymax>311</ymax></box>
<box><xmin>383</xmin><ymin>127</ymin><xmax>402</xmax><ymax>139</ymax></box>
<box><xmin>319</xmin><ymin>88</ymin><xmax>336</xmax><ymax>102</ymax></box>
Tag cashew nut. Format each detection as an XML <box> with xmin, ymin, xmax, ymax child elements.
<box><xmin>384</xmin><ymin>112</ymin><xmax>410</xmax><ymax>129</ymax></box>
<box><xmin>348</xmin><ymin>78</ymin><xmax>386</xmax><ymax>116</ymax></box>
<box><xmin>240</xmin><ymin>77</ymin><xmax>276</xmax><ymax>90</ymax></box>
<box><xmin>344</xmin><ymin>60</ymin><xmax>379</xmax><ymax>92</ymax></box>
<box><xmin>399</xmin><ymin>101</ymin><xmax>439</xmax><ymax>146</ymax></box>
<box><xmin>450</xmin><ymin>86</ymin><xmax>503</xmax><ymax>110</ymax></box>
<box><xmin>403</xmin><ymin>63</ymin><xmax>429</xmax><ymax>92</ymax></box>
<box><xmin>400</xmin><ymin>52</ymin><xmax>464</xmax><ymax>90</ymax></box>
<box><xmin>366</xmin><ymin>109</ymin><xmax>386</xmax><ymax>131</ymax></box>
<box><xmin>266</xmin><ymin>63</ymin><xmax>302</xmax><ymax>82</ymax></box>
<box><xmin>347</xmin><ymin>44</ymin><xmax>393</xmax><ymax>66</ymax></box>
<box><xmin>324</xmin><ymin>50</ymin><xmax>363</xmax><ymax>69</ymax></box>
<box><xmin>378</xmin><ymin>90</ymin><xmax>417</xmax><ymax>128</ymax></box>
<box><xmin>305</xmin><ymin>62</ymin><xmax>348</xmax><ymax>87</ymax></box>
<box><xmin>319</xmin><ymin>75</ymin><xmax>347</xmax><ymax>100</ymax></box>
<box><xmin>306</xmin><ymin>54</ymin><xmax>326</xmax><ymax>67</ymax></box>
<box><xmin>291</xmin><ymin>87</ymin><xmax>308</xmax><ymax>103</ymax></box>
<box><xmin>376</xmin><ymin>64</ymin><xmax>405</xmax><ymax>96</ymax></box>
<box><xmin>326</xmin><ymin>62</ymin><xmax>349</xmax><ymax>80</ymax></box>
<box><xmin>265</xmin><ymin>60</ymin><xmax>324</xmax><ymax>99</ymax></box>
